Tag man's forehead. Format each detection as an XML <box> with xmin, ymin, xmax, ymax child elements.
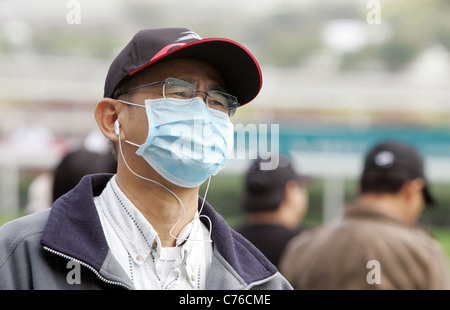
<box><xmin>137</xmin><ymin>58</ymin><xmax>226</xmax><ymax>88</ymax></box>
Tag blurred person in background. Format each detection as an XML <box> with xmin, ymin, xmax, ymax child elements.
<box><xmin>280</xmin><ymin>140</ymin><xmax>450</xmax><ymax>289</ymax></box>
<box><xmin>24</xmin><ymin>129</ymin><xmax>117</xmax><ymax>214</ymax></box>
<box><xmin>51</xmin><ymin>130</ymin><xmax>117</xmax><ymax>202</ymax></box>
<box><xmin>237</xmin><ymin>156</ymin><xmax>310</xmax><ymax>268</ymax></box>
<box><xmin>0</xmin><ymin>28</ymin><xmax>292</xmax><ymax>290</ymax></box>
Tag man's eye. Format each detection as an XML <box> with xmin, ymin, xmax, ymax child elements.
<box><xmin>167</xmin><ymin>90</ymin><xmax>191</xmax><ymax>98</ymax></box>
<box><xmin>209</xmin><ymin>100</ymin><xmax>225</xmax><ymax>107</ymax></box>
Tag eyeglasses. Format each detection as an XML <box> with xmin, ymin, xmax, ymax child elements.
<box><xmin>117</xmin><ymin>77</ymin><xmax>239</xmax><ymax>116</ymax></box>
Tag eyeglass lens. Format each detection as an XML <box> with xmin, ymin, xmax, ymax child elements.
<box><xmin>163</xmin><ymin>78</ymin><xmax>237</xmax><ymax>116</ymax></box>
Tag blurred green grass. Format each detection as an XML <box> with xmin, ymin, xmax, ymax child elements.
<box><xmin>430</xmin><ymin>227</ymin><xmax>450</xmax><ymax>262</ymax></box>
<box><xmin>0</xmin><ymin>213</ymin><xmax>23</xmax><ymax>227</ymax></box>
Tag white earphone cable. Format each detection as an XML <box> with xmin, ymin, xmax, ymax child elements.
<box><xmin>116</xmin><ymin>124</ymin><xmax>213</xmax><ymax>287</ymax></box>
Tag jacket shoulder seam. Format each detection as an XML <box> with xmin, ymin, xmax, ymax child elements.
<box><xmin>0</xmin><ymin>230</ymin><xmax>44</xmax><ymax>269</ymax></box>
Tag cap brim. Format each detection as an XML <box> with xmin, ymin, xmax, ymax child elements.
<box><xmin>129</xmin><ymin>38</ymin><xmax>262</xmax><ymax>106</ymax></box>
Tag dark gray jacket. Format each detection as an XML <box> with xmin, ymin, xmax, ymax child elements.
<box><xmin>0</xmin><ymin>174</ymin><xmax>292</xmax><ymax>290</ymax></box>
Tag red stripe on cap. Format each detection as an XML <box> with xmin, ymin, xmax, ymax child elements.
<box><xmin>129</xmin><ymin>41</ymin><xmax>195</xmax><ymax>76</ymax></box>
<box><xmin>151</xmin><ymin>43</ymin><xmax>186</xmax><ymax>62</ymax></box>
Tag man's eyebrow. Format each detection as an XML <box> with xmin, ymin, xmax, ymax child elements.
<box><xmin>211</xmin><ymin>84</ymin><xmax>227</xmax><ymax>93</ymax></box>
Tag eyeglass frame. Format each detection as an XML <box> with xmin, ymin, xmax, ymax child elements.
<box><xmin>115</xmin><ymin>77</ymin><xmax>240</xmax><ymax>116</ymax></box>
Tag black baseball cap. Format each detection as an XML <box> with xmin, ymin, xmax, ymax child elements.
<box><xmin>242</xmin><ymin>156</ymin><xmax>311</xmax><ymax>213</ymax></box>
<box><xmin>361</xmin><ymin>141</ymin><xmax>435</xmax><ymax>205</ymax></box>
<box><xmin>104</xmin><ymin>28</ymin><xmax>262</xmax><ymax>106</ymax></box>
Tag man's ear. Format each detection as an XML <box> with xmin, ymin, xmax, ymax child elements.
<box><xmin>94</xmin><ymin>98</ymin><xmax>123</xmax><ymax>142</ymax></box>
<box><xmin>402</xmin><ymin>178</ymin><xmax>425</xmax><ymax>201</ymax></box>
<box><xmin>283</xmin><ymin>180</ymin><xmax>299</xmax><ymax>204</ymax></box>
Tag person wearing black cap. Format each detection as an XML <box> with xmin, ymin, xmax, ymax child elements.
<box><xmin>237</xmin><ymin>156</ymin><xmax>310</xmax><ymax>268</ymax></box>
<box><xmin>0</xmin><ymin>28</ymin><xmax>292</xmax><ymax>290</ymax></box>
<box><xmin>280</xmin><ymin>140</ymin><xmax>450</xmax><ymax>289</ymax></box>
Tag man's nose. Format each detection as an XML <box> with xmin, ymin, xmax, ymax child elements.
<box><xmin>194</xmin><ymin>90</ymin><xmax>209</xmax><ymax>102</ymax></box>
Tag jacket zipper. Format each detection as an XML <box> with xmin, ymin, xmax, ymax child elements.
<box><xmin>43</xmin><ymin>246</ymin><xmax>132</xmax><ymax>290</ymax></box>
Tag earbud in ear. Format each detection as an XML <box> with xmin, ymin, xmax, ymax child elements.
<box><xmin>114</xmin><ymin>120</ymin><xmax>120</xmax><ymax>136</ymax></box>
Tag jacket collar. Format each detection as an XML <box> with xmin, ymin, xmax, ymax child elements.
<box><xmin>40</xmin><ymin>173</ymin><xmax>112</xmax><ymax>271</ymax></box>
<box><xmin>200</xmin><ymin>196</ymin><xmax>277</xmax><ymax>284</ymax></box>
<box><xmin>41</xmin><ymin>173</ymin><xmax>276</xmax><ymax>285</ymax></box>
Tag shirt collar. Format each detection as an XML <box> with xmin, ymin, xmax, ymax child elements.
<box><xmin>100</xmin><ymin>175</ymin><xmax>210</xmax><ymax>268</ymax></box>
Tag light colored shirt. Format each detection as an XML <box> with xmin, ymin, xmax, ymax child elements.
<box><xmin>94</xmin><ymin>175</ymin><xmax>212</xmax><ymax>290</ymax></box>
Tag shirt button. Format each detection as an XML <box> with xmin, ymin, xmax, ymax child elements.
<box><xmin>190</xmin><ymin>275</ymin><xmax>196</xmax><ymax>282</ymax></box>
<box><xmin>136</xmin><ymin>255</ymin><xmax>144</xmax><ymax>262</ymax></box>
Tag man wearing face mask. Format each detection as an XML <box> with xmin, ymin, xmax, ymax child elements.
<box><xmin>0</xmin><ymin>28</ymin><xmax>292</xmax><ymax>290</ymax></box>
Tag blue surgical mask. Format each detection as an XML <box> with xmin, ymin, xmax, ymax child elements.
<box><xmin>119</xmin><ymin>97</ymin><xmax>234</xmax><ymax>188</ymax></box>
